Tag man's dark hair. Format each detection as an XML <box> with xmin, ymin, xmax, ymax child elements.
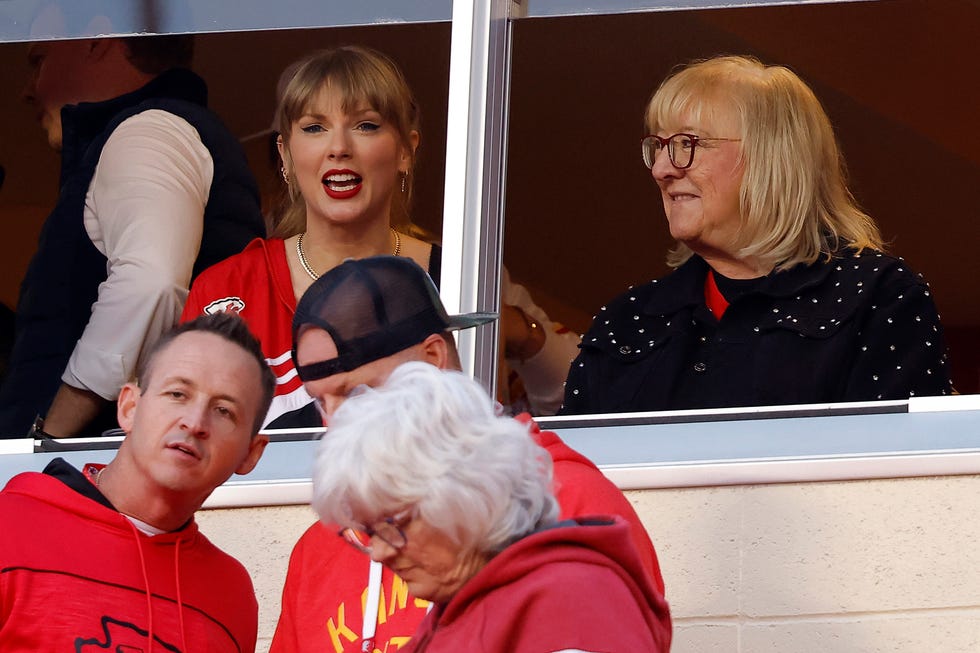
<box><xmin>122</xmin><ymin>34</ymin><xmax>194</xmax><ymax>75</ymax></box>
<box><xmin>137</xmin><ymin>313</ymin><xmax>275</xmax><ymax>434</ymax></box>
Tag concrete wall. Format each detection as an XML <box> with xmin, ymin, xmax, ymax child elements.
<box><xmin>197</xmin><ymin>474</ymin><xmax>980</xmax><ymax>653</ymax></box>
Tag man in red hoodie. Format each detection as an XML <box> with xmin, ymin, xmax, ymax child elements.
<box><xmin>271</xmin><ymin>255</ymin><xmax>667</xmax><ymax>653</ymax></box>
<box><xmin>0</xmin><ymin>313</ymin><xmax>274</xmax><ymax>652</ymax></box>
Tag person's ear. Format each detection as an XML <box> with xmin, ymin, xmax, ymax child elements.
<box><xmin>235</xmin><ymin>435</ymin><xmax>269</xmax><ymax>475</ymax></box>
<box><xmin>277</xmin><ymin>136</ymin><xmax>293</xmax><ymax>175</ymax></box>
<box><xmin>277</xmin><ymin>135</ymin><xmax>288</xmax><ymax>162</ymax></box>
<box><xmin>418</xmin><ymin>333</ymin><xmax>450</xmax><ymax>369</ymax></box>
<box><xmin>399</xmin><ymin>130</ymin><xmax>420</xmax><ymax>174</ymax></box>
<box><xmin>116</xmin><ymin>383</ymin><xmax>140</xmax><ymax>434</ymax></box>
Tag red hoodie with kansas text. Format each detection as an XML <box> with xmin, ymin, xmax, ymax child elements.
<box><xmin>270</xmin><ymin>415</ymin><xmax>665</xmax><ymax>653</ymax></box>
<box><xmin>402</xmin><ymin>516</ymin><xmax>671</xmax><ymax>653</ymax></box>
<box><xmin>0</xmin><ymin>460</ymin><xmax>258</xmax><ymax>653</ymax></box>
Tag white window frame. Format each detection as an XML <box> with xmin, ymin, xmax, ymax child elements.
<box><xmin>1</xmin><ymin>0</ymin><xmax>977</xmax><ymax>506</ymax></box>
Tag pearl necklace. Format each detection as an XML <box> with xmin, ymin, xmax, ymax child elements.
<box><xmin>296</xmin><ymin>229</ymin><xmax>402</xmax><ymax>281</ymax></box>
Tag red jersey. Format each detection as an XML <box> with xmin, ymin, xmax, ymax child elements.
<box><xmin>270</xmin><ymin>415</ymin><xmax>665</xmax><ymax>653</ymax></box>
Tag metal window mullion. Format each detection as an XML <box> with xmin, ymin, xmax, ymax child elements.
<box><xmin>441</xmin><ymin>0</ymin><xmax>514</xmax><ymax>393</ymax></box>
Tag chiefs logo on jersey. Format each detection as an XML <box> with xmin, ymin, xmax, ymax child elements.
<box><xmin>203</xmin><ymin>296</ymin><xmax>245</xmax><ymax>316</ymax></box>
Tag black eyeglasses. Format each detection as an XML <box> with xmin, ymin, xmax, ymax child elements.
<box><xmin>641</xmin><ymin>133</ymin><xmax>741</xmax><ymax>170</ymax></box>
<box><xmin>338</xmin><ymin>510</ymin><xmax>412</xmax><ymax>555</ymax></box>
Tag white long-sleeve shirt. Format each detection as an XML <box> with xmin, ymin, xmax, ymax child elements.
<box><xmin>62</xmin><ymin>109</ymin><xmax>213</xmax><ymax>399</ymax></box>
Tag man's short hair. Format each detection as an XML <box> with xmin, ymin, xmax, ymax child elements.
<box><xmin>137</xmin><ymin>313</ymin><xmax>274</xmax><ymax>433</ymax></box>
<box><xmin>122</xmin><ymin>34</ymin><xmax>194</xmax><ymax>75</ymax></box>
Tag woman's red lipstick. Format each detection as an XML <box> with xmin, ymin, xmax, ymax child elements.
<box><xmin>322</xmin><ymin>169</ymin><xmax>362</xmax><ymax>199</ymax></box>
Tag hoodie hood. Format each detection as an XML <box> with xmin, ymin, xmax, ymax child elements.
<box><xmin>4</xmin><ymin>461</ymin><xmax>201</xmax><ymax>545</ymax></box>
<box><xmin>411</xmin><ymin>516</ymin><xmax>671</xmax><ymax>652</ymax></box>
<box><xmin>518</xmin><ymin>413</ymin><xmax>666</xmax><ymax>595</ymax></box>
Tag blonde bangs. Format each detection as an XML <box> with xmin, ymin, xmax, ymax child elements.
<box><xmin>646</xmin><ymin>65</ymin><xmax>724</xmax><ymax>136</ymax></box>
<box><xmin>277</xmin><ymin>48</ymin><xmax>418</xmax><ymax>148</ymax></box>
<box><xmin>272</xmin><ymin>47</ymin><xmax>421</xmax><ymax>237</ymax></box>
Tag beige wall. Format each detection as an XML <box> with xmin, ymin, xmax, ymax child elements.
<box><xmin>198</xmin><ymin>474</ymin><xmax>980</xmax><ymax>653</ymax></box>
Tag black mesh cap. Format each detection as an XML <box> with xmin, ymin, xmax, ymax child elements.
<box><xmin>291</xmin><ymin>255</ymin><xmax>497</xmax><ymax>381</ymax></box>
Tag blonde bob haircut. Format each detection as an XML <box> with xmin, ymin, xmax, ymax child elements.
<box><xmin>273</xmin><ymin>46</ymin><xmax>420</xmax><ymax>238</ymax></box>
<box><xmin>646</xmin><ymin>55</ymin><xmax>883</xmax><ymax>272</ymax></box>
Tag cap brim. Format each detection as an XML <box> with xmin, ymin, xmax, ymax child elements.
<box><xmin>446</xmin><ymin>311</ymin><xmax>498</xmax><ymax>331</ymax></box>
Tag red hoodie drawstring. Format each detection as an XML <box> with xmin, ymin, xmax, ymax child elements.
<box><xmin>126</xmin><ymin>520</ymin><xmax>189</xmax><ymax>653</ymax></box>
<box><xmin>174</xmin><ymin>538</ymin><xmax>189</xmax><ymax>653</ymax></box>
<box><xmin>126</xmin><ymin>519</ymin><xmax>155</xmax><ymax>652</ymax></box>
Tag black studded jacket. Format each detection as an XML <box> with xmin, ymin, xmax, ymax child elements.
<box><xmin>560</xmin><ymin>249</ymin><xmax>953</xmax><ymax>415</ymax></box>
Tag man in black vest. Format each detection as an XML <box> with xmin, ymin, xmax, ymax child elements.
<box><xmin>0</xmin><ymin>35</ymin><xmax>266</xmax><ymax>438</ymax></box>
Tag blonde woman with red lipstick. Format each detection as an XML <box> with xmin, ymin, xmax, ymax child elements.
<box><xmin>561</xmin><ymin>55</ymin><xmax>953</xmax><ymax>415</ymax></box>
<box><xmin>184</xmin><ymin>46</ymin><xmax>579</xmax><ymax>429</ymax></box>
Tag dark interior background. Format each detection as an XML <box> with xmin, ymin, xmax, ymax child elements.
<box><xmin>0</xmin><ymin>0</ymin><xmax>976</xmax><ymax>393</ymax></box>
<box><xmin>504</xmin><ymin>0</ymin><xmax>980</xmax><ymax>394</ymax></box>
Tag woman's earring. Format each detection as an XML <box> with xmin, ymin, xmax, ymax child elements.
<box><xmin>400</xmin><ymin>172</ymin><xmax>407</xmax><ymax>193</ymax></box>
<box><xmin>281</xmin><ymin>167</ymin><xmax>290</xmax><ymax>185</ymax></box>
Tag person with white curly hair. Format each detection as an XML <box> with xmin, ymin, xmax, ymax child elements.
<box><xmin>312</xmin><ymin>361</ymin><xmax>671</xmax><ymax>653</ymax></box>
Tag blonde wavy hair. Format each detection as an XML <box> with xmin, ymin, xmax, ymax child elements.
<box><xmin>273</xmin><ymin>46</ymin><xmax>420</xmax><ymax>238</ymax></box>
<box><xmin>646</xmin><ymin>55</ymin><xmax>883</xmax><ymax>271</ymax></box>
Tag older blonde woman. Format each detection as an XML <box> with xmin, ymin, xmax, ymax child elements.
<box><xmin>312</xmin><ymin>362</ymin><xmax>671</xmax><ymax>652</ymax></box>
<box><xmin>561</xmin><ymin>55</ymin><xmax>953</xmax><ymax>415</ymax></box>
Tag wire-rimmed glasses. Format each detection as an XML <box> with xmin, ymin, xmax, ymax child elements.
<box><xmin>641</xmin><ymin>133</ymin><xmax>741</xmax><ymax>170</ymax></box>
<box><xmin>338</xmin><ymin>510</ymin><xmax>412</xmax><ymax>555</ymax></box>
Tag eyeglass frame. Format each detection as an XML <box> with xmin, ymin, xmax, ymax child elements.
<box><xmin>338</xmin><ymin>509</ymin><xmax>413</xmax><ymax>556</ymax></box>
<box><xmin>641</xmin><ymin>132</ymin><xmax>741</xmax><ymax>170</ymax></box>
